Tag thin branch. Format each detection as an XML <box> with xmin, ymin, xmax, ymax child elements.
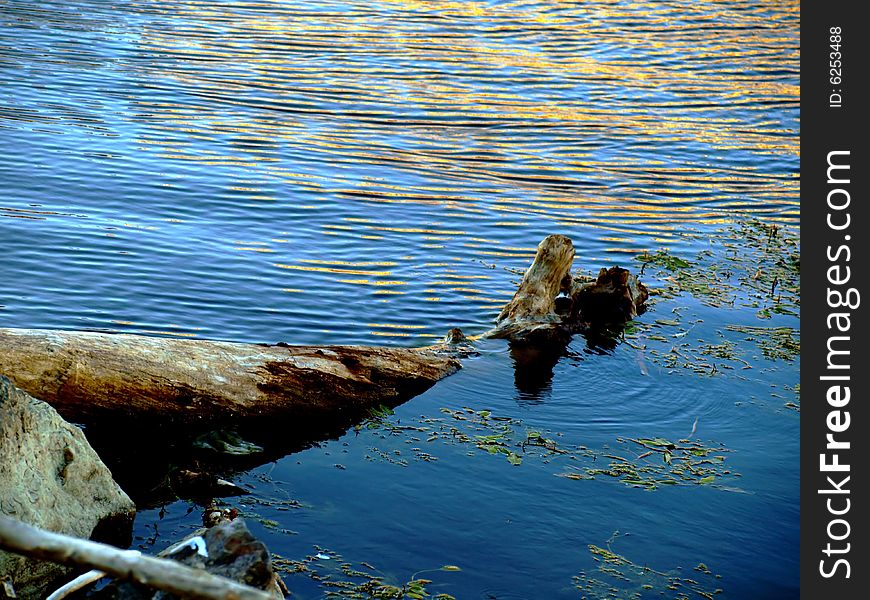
<box><xmin>0</xmin><ymin>515</ymin><xmax>274</xmax><ymax>600</ymax></box>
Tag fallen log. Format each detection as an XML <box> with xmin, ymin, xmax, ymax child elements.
<box><xmin>0</xmin><ymin>328</ymin><xmax>459</xmax><ymax>428</ymax></box>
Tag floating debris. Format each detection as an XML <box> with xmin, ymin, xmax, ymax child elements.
<box><xmin>724</xmin><ymin>325</ymin><xmax>800</xmax><ymax>362</ymax></box>
<box><xmin>621</xmin><ymin>219</ymin><xmax>799</xmax><ymax>415</ymax></box>
<box><xmin>784</xmin><ymin>384</ymin><xmax>800</xmax><ymax>411</ymax></box>
<box><xmin>357</xmin><ymin>406</ymin><xmax>739</xmax><ymax>492</ymax></box>
<box><xmin>574</xmin><ymin>532</ymin><xmax>723</xmax><ymax>599</ymax></box>
<box><xmin>165</xmin><ymin>535</ymin><xmax>209</xmax><ymax>559</ymax></box>
<box><xmin>636</xmin><ymin>219</ymin><xmax>799</xmax><ymax>315</ymax></box>
<box><xmin>569</xmin><ymin>436</ymin><xmax>738</xmax><ymax>491</ymax></box>
<box><xmin>272</xmin><ymin>546</ymin><xmax>458</xmax><ymax>599</ymax></box>
<box><xmin>192</xmin><ymin>429</ymin><xmax>264</xmax><ymax>456</ymax></box>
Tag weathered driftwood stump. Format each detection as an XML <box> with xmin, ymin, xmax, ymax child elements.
<box><xmin>487</xmin><ymin>234</ymin><xmax>648</xmax><ymax>344</ymax></box>
<box><xmin>484</xmin><ymin>234</ymin><xmax>648</xmax><ymax>396</ymax></box>
<box><xmin>0</xmin><ymin>328</ymin><xmax>459</xmax><ymax>428</ymax></box>
<box><xmin>495</xmin><ymin>234</ymin><xmax>576</xmax><ymax>329</ymax></box>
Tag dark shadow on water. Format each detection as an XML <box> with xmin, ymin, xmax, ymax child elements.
<box><xmin>82</xmin><ymin>410</ymin><xmax>385</xmax><ymax>509</ymax></box>
<box><xmin>510</xmin><ymin>325</ymin><xmax>624</xmax><ymax>403</ymax></box>
<box><xmin>510</xmin><ymin>342</ymin><xmax>563</xmax><ymax>402</ymax></box>
<box><xmin>581</xmin><ymin>327</ymin><xmax>622</xmax><ymax>354</ymax></box>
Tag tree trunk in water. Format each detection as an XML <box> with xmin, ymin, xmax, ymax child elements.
<box><xmin>0</xmin><ymin>236</ymin><xmax>646</xmax><ymax>427</ymax></box>
<box><xmin>0</xmin><ymin>328</ymin><xmax>459</xmax><ymax>427</ymax></box>
<box><xmin>495</xmin><ymin>234</ymin><xmax>575</xmax><ymax>326</ymax></box>
<box><xmin>487</xmin><ymin>234</ymin><xmax>648</xmax><ymax>344</ymax></box>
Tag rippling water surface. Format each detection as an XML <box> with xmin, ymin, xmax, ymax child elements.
<box><xmin>1</xmin><ymin>1</ymin><xmax>799</xmax><ymax>598</ymax></box>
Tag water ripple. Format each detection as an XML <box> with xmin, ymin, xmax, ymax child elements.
<box><xmin>1</xmin><ymin>0</ymin><xmax>798</xmax><ymax>344</ymax></box>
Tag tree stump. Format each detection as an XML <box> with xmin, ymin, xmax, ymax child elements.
<box><xmin>487</xmin><ymin>235</ymin><xmax>648</xmax><ymax>344</ymax></box>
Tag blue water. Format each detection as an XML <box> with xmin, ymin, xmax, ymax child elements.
<box><xmin>0</xmin><ymin>1</ymin><xmax>799</xmax><ymax>598</ymax></box>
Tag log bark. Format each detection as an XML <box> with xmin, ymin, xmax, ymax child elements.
<box><xmin>570</xmin><ymin>266</ymin><xmax>649</xmax><ymax>323</ymax></box>
<box><xmin>0</xmin><ymin>515</ymin><xmax>275</xmax><ymax>600</ymax></box>
<box><xmin>0</xmin><ymin>328</ymin><xmax>459</xmax><ymax>427</ymax></box>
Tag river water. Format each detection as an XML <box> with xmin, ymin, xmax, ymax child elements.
<box><xmin>1</xmin><ymin>1</ymin><xmax>799</xmax><ymax>598</ymax></box>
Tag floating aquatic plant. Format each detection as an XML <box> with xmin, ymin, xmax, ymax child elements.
<box><xmin>724</xmin><ymin>324</ymin><xmax>799</xmax><ymax>362</ymax></box>
<box><xmin>574</xmin><ymin>532</ymin><xmax>723</xmax><ymax>600</ymax></box>
<box><xmin>356</xmin><ymin>406</ymin><xmax>739</xmax><ymax>492</ymax></box>
<box><xmin>621</xmin><ymin>219</ymin><xmax>799</xmax><ymax>415</ymax></box>
<box><xmin>566</xmin><ymin>437</ymin><xmax>738</xmax><ymax>492</ymax></box>
<box><xmin>636</xmin><ymin>218</ymin><xmax>799</xmax><ymax>315</ymax></box>
<box><xmin>272</xmin><ymin>546</ymin><xmax>458</xmax><ymax>599</ymax></box>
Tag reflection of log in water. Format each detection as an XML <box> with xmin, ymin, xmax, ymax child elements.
<box><xmin>509</xmin><ymin>343</ymin><xmax>563</xmax><ymax>400</ymax></box>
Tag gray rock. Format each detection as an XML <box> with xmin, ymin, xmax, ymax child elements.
<box><xmin>89</xmin><ymin>518</ymin><xmax>285</xmax><ymax>599</ymax></box>
<box><xmin>0</xmin><ymin>375</ymin><xmax>135</xmax><ymax>599</ymax></box>
<box><xmin>159</xmin><ymin>518</ymin><xmax>283</xmax><ymax>598</ymax></box>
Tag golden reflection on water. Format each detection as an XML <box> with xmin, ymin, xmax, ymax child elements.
<box><xmin>1</xmin><ymin>0</ymin><xmax>799</xmax><ymax>342</ymax></box>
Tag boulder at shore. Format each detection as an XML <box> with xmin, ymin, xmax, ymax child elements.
<box><xmin>0</xmin><ymin>376</ymin><xmax>135</xmax><ymax>599</ymax></box>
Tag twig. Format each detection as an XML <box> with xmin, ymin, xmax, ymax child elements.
<box><xmin>0</xmin><ymin>515</ymin><xmax>274</xmax><ymax>600</ymax></box>
<box><xmin>47</xmin><ymin>570</ymin><xmax>107</xmax><ymax>600</ymax></box>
